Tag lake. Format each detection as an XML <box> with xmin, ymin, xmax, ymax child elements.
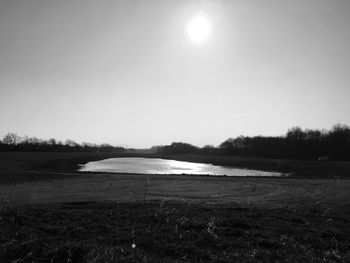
<box><xmin>79</xmin><ymin>157</ymin><xmax>283</xmax><ymax>177</ymax></box>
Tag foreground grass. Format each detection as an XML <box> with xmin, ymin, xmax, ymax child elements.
<box><xmin>1</xmin><ymin>201</ymin><xmax>349</xmax><ymax>262</ymax></box>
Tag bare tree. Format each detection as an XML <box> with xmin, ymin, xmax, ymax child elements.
<box><xmin>65</xmin><ymin>139</ymin><xmax>79</xmax><ymax>147</ymax></box>
<box><xmin>2</xmin><ymin>133</ymin><xmax>21</xmax><ymax>145</ymax></box>
<box><xmin>48</xmin><ymin>138</ymin><xmax>57</xmax><ymax>145</ymax></box>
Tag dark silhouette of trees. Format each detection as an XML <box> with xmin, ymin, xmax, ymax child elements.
<box><xmin>160</xmin><ymin>142</ymin><xmax>199</xmax><ymax>154</ymax></box>
<box><xmin>201</xmin><ymin>145</ymin><xmax>217</xmax><ymax>155</ymax></box>
<box><xmin>1</xmin><ymin>124</ymin><xmax>350</xmax><ymax>160</ymax></box>
<box><xmin>0</xmin><ymin>133</ymin><xmax>125</xmax><ymax>153</ymax></box>
<box><xmin>2</xmin><ymin>133</ymin><xmax>21</xmax><ymax>145</ymax></box>
<box><xmin>286</xmin><ymin>127</ymin><xmax>306</xmax><ymax>140</ymax></box>
<box><xmin>216</xmin><ymin>124</ymin><xmax>350</xmax><ymax>160</ymax></box>
<box><xmin>155</xmin><ymin>124</ymin><xmax>350</xmax><ymax>160</ymax></box>
<box><xmin>326</xmin><ymin>124</ymin><xmax>350</xmax><ymax>160</ymax></box>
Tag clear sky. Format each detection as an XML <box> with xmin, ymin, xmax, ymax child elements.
<box><xmin>1</xmin><ymin>0</ymin><xmax>350</xmax><ymax>148</ymax></box>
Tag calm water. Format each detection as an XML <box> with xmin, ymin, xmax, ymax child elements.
<box><xmin>79</xmin><ymin>157</ymin><xmax>283</xmax><ymax>177</ymax></box>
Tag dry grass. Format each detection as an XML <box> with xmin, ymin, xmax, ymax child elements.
<box><xmin>0</xmin><ymin>152</ymin><xmax>349</xmax><ymax>262</ymax></box>
<box><xmin>1</xmin><ymin>201</ymin><xmax>349</xmax><ymax>262</ymax></box>
<box><xmin>1</xmin><ymin>152</ymin><xmax>350</xmax><ymax>184</ymax></box>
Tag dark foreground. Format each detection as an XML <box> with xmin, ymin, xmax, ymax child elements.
<box><xmin>1</xmin><ymin>152</ymin><xmax>350</xmax><ymax>262</ymax></box>
<box><xmin>1</xmin><ymin>201</ymin><xmax>350</xmax><ymax>263</ymax></box>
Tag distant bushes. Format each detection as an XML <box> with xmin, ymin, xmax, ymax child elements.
<box><xmin>159</xmin><ymin>142</ymin><xmax>199</xmax><ymax>154</ymax></box>
<box><xmin>155</xmin><ymin>124</ymin><xmax>350</xmax><ymax>161</ymax></box>
<box><xmin>0</xmin><ymin>133</ymin><xmax>125</xmax><ymax>153</ymax></box>
<box><xmin>1</xmin><ymin>124</ymin><xmax>350</xmax><ymax>160</ymax></box>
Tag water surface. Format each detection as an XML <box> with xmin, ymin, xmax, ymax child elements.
<box><xmin>79</xmin><ymin>157</ymin><xmax>283</xmax><ymax>177</ymax></box>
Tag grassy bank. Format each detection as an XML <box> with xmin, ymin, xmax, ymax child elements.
<box><xmin>1</xmin><ymin>152</ymin><xmax>350</xmax><ymax>183</ymax></box>
<box><xmin>154</xmin><ymin>154</ymin><xmax>350</xmax><ymax>178</ymax></box>
<box><xmin>0</xmin><ymin>153</ymin><xmax>349</xmax><ymax>262</ymax></box>
<box><xmin>0</xmin><ymin>152</ymin><xmax>126</xmax><ymax>183</ymax></box>
<box><xmin>1</xmin><ymin>201</ymin><xmax>349</xmax><ymax>262</ymax></box>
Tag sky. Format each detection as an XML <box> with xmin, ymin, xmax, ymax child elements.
<box><xmin>1</xmin><ymin>0</ymin><xmax>350</xmax><ymax>148</ymax></box>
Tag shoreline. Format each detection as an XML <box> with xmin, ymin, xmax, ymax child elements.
<box><xmin>1</xmin><ymin>151</ymin><xmax>350</xmax><ymax>185</ymax></box>
<box><xmin>1</xmin><ymin>152</ymin><xmax>349</xmax><ymax>262</ymax></box>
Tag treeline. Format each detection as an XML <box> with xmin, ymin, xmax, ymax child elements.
<box><xmin>0</xmin><ymin>133</ymin><xmax>125</xmax><ymax>153</ymax></box>
<box><xmin>155</xmin><ymin>124</ymin><xmax>350</xmax><ymax>161</ymax></box>
<box><xmin>1</xmin><ymin>124</ymin><xmax>350</xmax><ymax>160</ymax></box>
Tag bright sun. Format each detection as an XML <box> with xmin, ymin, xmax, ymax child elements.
<box><xmin>187</xmin><ymin>15</ymin><xmax>210</xmax><ymax>43</ymax></box>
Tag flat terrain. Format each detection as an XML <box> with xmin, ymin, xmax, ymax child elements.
<box><xmin>0</xmin><ymin>152</ymin><xmax>349</xmax><ymax>206</ymax></box>
<box><xmin>1</xmin><ymin>151</ymin><xmax>350</xmax><ymax>183</ymax></box>
<box><xmin>0</xmin><ymin>152</ymin><xmax>349</xmax><ymax>262</ymax></box>
<box><xmin>1</xmin><ymin>172</ymin><xmax>350</xmax><ymax>207</ymax></box>
<box><xmin>1</xmin><ymin>201</ymin><xmax>349</xmax><ymax>262</ymax></box>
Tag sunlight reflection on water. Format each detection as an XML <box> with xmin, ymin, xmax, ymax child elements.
<box><xmin>79</xmin><ymin>158</ymin><xmax>283</xmax><ymax>177</ymax></box>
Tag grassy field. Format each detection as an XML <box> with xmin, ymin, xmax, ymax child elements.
<box><xmin>0</xmin><ymin>152</ymin><xmax>349</xmax><ymax>262</ymax></box>
<box><xmin>1</xmin><ymin>151</ymin><xmax>350</xmax><ymax>183</ymax></box>
<box><xmin>0</xmin><ymin>152</ymin><xmax>126</xmax><ymax>183</ymax></box>
<box><xmin>1</xmin><ymin>201</ymin><xmax>350</xmax><ymax>263</ymax></box>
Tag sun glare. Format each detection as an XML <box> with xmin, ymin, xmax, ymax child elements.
<box><xmin>187</xmin><ymin>15</ymin><xmax>210</xmax><ymax>43</ymax></box>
